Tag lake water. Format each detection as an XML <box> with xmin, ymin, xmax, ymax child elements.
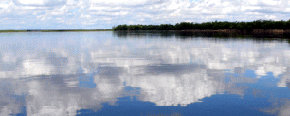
<box><xmin>0</xmin><ymin>31</ymin><xmax>289</xmax><ymax>116</ymax></box>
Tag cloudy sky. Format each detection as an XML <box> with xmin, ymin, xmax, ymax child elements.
<box><xmin>0</xmin><ymin>0</ymin><xmax>289</xmax><ymax>29</ymax></box>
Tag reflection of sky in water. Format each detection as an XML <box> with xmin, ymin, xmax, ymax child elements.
<box><xmin>0</xmin><ymin>32</ymin><xmax>289</xmax><ymax>116</ymax></box>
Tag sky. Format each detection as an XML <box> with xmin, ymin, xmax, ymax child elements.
<box><xmin>0</xmin><ymin>0</ymin><xmax>289</xmax><ymax>29</ymax></box>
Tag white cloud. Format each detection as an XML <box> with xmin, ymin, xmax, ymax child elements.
<box><xmin>0</xmin><ymin>0</ymin><xmax>289</xmax><ymax>29</ymax></box>
<box><xmin>13</xmin><ymin>0</ymin><xmax>66</xmax><ymax>6</ymax></box>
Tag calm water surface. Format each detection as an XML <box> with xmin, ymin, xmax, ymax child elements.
<box><xmin>0</xmin><ymin>31</ymin><xmax>289</xmax><ymax>116</ymax></box>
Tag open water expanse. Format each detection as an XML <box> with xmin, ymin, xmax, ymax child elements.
<box><xmin>0</xmin><ymin>31</ymin><xmax>289</xmax><ymax>116</ymax></box>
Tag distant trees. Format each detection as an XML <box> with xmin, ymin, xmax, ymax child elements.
<box><xmin>113</xmin><ymin>24</ymin><xmax>175</xmax><ymax>30</ymax></box>
<box><xmin>113</xmin><ymin>20</ymin><xmax>290</xmax><ymax>30</ymax></box>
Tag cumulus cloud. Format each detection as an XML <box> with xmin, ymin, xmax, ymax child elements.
<box><xmin>0</xmin><ymin>0</ymin><xmax>289</xmax><ymax>29</ymax></box>
<box><xmin>13</xmin><ymin>0</ymin><xmax>66</xmax><ymax>7</ymax></box>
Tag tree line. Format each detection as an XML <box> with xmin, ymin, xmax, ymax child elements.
<box><xmin>113</xmin><ymin>20</ymin><xmax>290</xmax><ymax>30</ymax></box>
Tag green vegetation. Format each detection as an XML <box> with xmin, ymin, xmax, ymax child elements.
<box><xmin>113</xmin><ymin>20</ymin><xmax>290</xmax><ymax>30</ymax></box>
<box><xmin>0</xmin><ymin>30</ymin><xmax>27</xmax><ymax>32</ymax></box>
<box><xmin>0</xmin><ymin>29</ymin><xmax>112</xmax><ymax>33</ymax></box>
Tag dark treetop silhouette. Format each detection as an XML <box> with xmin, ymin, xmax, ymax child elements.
<box><xmin>113</xmin><ymin>20</ymin><xmax>290</xmax><ymax>30</ymax></box>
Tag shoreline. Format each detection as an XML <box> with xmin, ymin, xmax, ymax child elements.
<box><xmin>2</xmin><ymin>29</ymin><xmax>289</xmax><ymax>33</ymax></box>
<box><xmin>0</xmin><ymin>29</ymin><xmax>112</xmax><ymax>33</ymax></box>
<box><xmin>180</xmin><ymin>29</ymin><xmax>290</xmax><ymax>34</ymax></box>
<box><xmin>114</xmin><ymin>29</ymin><xmax>290</xmax><ymax>39</ymax></box>
<box><xmin>1</xmin><ymin>29</ymin><xmax>290</xmax><ymax>38</ymax></box>
<box><xmin>180</xmin><ymin>29</ymin><xmax>290</xmax><ymax>38</ymax></box>
<box><xmin>114</xmin><ymin>29</ymin><xmax>290</xmax><ymax>34</ymax></box>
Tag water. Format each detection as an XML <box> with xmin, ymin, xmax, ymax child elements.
<box><xmin>0</xmin><ymin>31</ymin><xmax>289</xmax><ymax>116</ymax></box>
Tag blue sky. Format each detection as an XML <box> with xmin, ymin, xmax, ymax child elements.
<box><xmin>0</xmin><ymin>0</ymin><xmax>289</xmax><ymax>29</ymax></box>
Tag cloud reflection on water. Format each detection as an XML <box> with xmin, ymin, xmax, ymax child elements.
<box><xmin>0</xmin><ymin>32</ymin><xmax>289</xmax><ymax>116</ymax></box>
